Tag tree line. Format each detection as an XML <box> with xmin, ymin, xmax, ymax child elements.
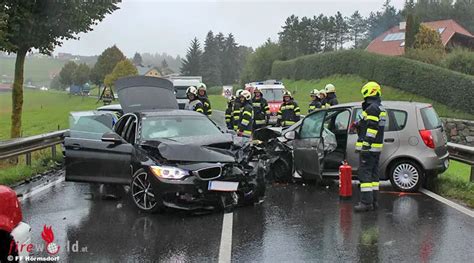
<box><xmin>180</xmin><ymin>31</ymin><xmax>253</xmax><ymax>87</ymax></box>
<box><xmin>54</xmin><ymin>45</ymin><xmax>138</xmax><ymax>90</ymax></box>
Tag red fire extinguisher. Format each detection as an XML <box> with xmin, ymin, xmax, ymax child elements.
<box><xmin>339</xmin><ymin>160</ymin><xmax>352</xmax><ymax>199</ymax></box>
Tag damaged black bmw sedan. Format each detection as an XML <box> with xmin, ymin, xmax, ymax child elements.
<box><xmin>64</xmin><ymin>76</ymin><xmax>265</xmax><ymax>212</ymax></box>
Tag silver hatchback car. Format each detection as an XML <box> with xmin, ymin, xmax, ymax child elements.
<box><xmin>283</xmin><ymin>101</ymin><xmax>449</xmax><ymax>192</ymax></box>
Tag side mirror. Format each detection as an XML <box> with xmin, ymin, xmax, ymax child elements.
<box><xmin>284</xmin><ymin>130</ymin><xmax>296</xmax><ymax>140</ymax></box>
<box><xmin>101</xmin><ymin>132</ymin><xmax>123</xmax><ymax>144</ymax></box>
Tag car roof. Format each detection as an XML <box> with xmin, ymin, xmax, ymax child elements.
<box><xmin>138</xmin><ymin>109</ymin><xmax>206</xmax><ymax>117</ymax></box>
<box><xmin>330</xmin><ymin>100</ymin><xmax>432</xmax><ymax>110</ymax></box>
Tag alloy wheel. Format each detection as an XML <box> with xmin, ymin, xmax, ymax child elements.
<box><xmin>131</xmin><ymin>172</ymin><xmax>157</xmax><ymax>211</ymax></box>
<box><xmin>392</xmin><ymin>163</ymin><xmax>420</xmax><ymax>190</ymax></box>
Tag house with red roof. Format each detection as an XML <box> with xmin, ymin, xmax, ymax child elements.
<box><xmin>367</xmin><ymin>19</ymin><xmax>474</xmax><ymax>56</ymax></box>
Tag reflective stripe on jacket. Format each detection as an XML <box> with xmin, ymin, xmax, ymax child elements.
<box><xmin>187</xmin><ymin>99</ymin><xmax>204</xmax><ymax>113</ymax></box>
<box><xmin>225</xmin><ymin>102</ymin><xmax>233</xmax><ymax>130</ymax></box>
<box><xmin>252</xmin><ymin>97</ymin><xmax>270</xmax><ymax>126</ymax></box>
<box><xmin>239</xmin><ymin>102</ymin><xmax>253</xmax><ymax>136</ymax></box>
<box><xmin>308</xmin><ymin>100</ymin><xmax>322</xmax><ymax>113</ymax></box>
<box><xmin>232</xmin><ymin>101</ymin><xmax>242</xmax><ymax>131</ymax></box>
<box><xmin>199</xmin><ymin>96</ymin><xmax>212</xmax><ymax>116</ymax></box>
<box><xmin>277</xmin><ymin>100</ymin><xmax>300</xmax><ymax>127</ymax></box>
<box><xmin>355</xmin><ymin>97</ymin><xmax>386</xmax><ymax>152</ymax></box>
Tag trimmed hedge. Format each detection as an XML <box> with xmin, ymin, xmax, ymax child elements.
<box><xmin>272</xmin><ymin>50</ymin><xmax>474</xmax><ymax>114</ymax></box>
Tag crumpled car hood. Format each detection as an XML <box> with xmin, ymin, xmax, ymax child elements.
<box><xmin>141</xmin><ymin>134</ymin><xmax>237</xmax><ymax>162</ymax></box>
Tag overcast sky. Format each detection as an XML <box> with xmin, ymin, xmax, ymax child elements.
<box><xmin>55</xmin><ymin>0</ymin><xmax>405</xmax><ymax>57</ymax></box>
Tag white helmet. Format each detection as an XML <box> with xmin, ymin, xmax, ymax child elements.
<box><xmin>310</xmin><ymin>89</ymin><xmax>320</xmax><ymax>96</ymax></box>
<box><xmin>319</xmin><ymin>89</ymin><xmax>327</xmax><ymax>97</ymax></box>
<box><xmin>235</xmin><ymin>89</ymin><xmax>244</xmax><ymax>96</ymax></box>
<box><xmin>325</xmin><ymin>84</ymin><xmax>336</xmax><ymax>93</ymax></box>
<box><xmin>186</xmin><ymin>86</ymin><xmax>198</xmax><ymax>95</ymax></box>
<box><xmin>240</xmin><ymin>90</ymin><xmax>252</xmax><ymax>101</ymax></box>
<box><xmin>198</xmin><ymin>83</ymin><xmax>207</xmax><ymax>91</ymax></box>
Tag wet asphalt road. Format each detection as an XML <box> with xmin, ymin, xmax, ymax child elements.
<box><xmin>20</xmin><ymin>179</ymin><xmax>474</xmax><ymax>262</ymax></box>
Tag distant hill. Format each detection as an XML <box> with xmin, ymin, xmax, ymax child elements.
<box><xmin>0</xmin><ymin>55</ymin><xmax>97</xmax><ymax>88</ymax></box>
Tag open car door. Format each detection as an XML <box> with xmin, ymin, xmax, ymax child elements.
<box><xmin>64</xmin><ymin>112</ymin><xmax>133</xmax><ymax>184</ymax></box>
<box><xmin>292</xmin><ymin>110</ymin><xmax>327</xmax><ymax>181</ymax></box>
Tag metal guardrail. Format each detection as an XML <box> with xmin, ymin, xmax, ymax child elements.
<box><xmin>0</xmin><ymin>130</ymin><xmax>68</xmax><ymax>165</ymax></box>
<box><xmin>447</xmin><ymin>142</ymin><xmax>474</xmax><ymax>182</ymax></box>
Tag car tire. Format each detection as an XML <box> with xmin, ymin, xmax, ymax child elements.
<box><xmin>389</xmin><ymin>160</ymin><xmax>423</xmax><ymax>192</ymax></box>
<box><xmin>130</xmin><ymin>169</ymin><xmax>163</xmax><ymax>213</ymax></box>
<box><xmin>0</xmin><ymin>231</ymin><xmax>18</xmax><ymax>263</ymax></box>
<box><xmin>269</xmin><ymin>158</ymin><xmax>292</xmax><ymax>183</ymax></box>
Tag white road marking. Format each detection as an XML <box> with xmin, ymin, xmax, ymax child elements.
<box><xmin>218</xmin><ymin>212</ymin><xmax>233</xmax><ymax>263</ymax></box>
<box><xmin>420</xmin><ymin>188</ymin><xmax>474</xmax><ymax>218</ymax></box>
<box><xmin>18</xmin><ymin>175</ymin><xmax>65</xmax><ymax>202</ymax></box>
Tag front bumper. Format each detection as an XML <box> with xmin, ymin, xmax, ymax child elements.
<box><xmin>150</xmin><ymin>167</ymin><xmax>265</xmax><ymax>210</ymax></box>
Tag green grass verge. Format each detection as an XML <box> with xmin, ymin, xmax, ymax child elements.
<box><xmin>0</xmin><ymin>150</ymin><xmax>62</xmax><ymax>186</ymax></box>
<box><xmin>435</xmin><ymin>161</ymin><xmax>473</xmax><ymax>208</ymax></box>
<box><xmin>0</xmin><ymin>90</ymin><xmax>99</xmax><ymax>140</ymax></box>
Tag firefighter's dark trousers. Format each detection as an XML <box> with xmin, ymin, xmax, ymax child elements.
<box><xmin>358</xmin><ymin>151</ymin><xmax>381</xmax><ymax>205</ymax></box>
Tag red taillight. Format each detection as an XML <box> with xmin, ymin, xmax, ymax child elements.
<box><xmin>419</xmin><ymin>130</ymin><xmax>435</xmax><ymax>149</ymax></box>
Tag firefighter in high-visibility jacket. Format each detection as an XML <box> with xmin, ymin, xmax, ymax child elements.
<box><xmin>324</xmin><ymin>83</ymin><xmax>339</xmax><ymax>106</ymax></box>
<box><xmin>277</xmin><ymin>91</ymin><xmax>300</xmax><ymax>127</ymax></box>
<box><xmin>354</xmin><ymin>81</ymin><xmax>386</xmax><ymax>212</ymax></box>
<box><xmin>308</xmin><ymin>89</ymin><xmax>322</xmax><ymax>113</ymax></box>
<box><xmin>237</xmin><ymin>90</ymin><xmax>253</xmax><ymax>137</ymax></box>
<box><xmin>319</xmin><ymin>89</ymin><xmax>330</xmax><ymax>108</ymax></box>
<box><xmin>232</xmin><ymin>89</ymin><xmax>244</xmax><ymax>131</ymax></box>
<box><xmin>252</xmin><ymin>88</ymin><xmax>270</xmax><ymax>130</ymax></box>
<box><xmin>185</xmin><ymin>86</ymin><xmax>204</xmax><ymax>114</ymax></box>
<box><xmin>197</xmin><ymin>83</ymin><xmax>212</xmax><ymax>116</ymax></box>
<box><xmin>225</xmin><ymin>96</ymin><xmax>235</xmax><ymax>130</ymax></box>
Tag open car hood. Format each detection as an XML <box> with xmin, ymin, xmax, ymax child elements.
<box><xmin>115</xmin><ymin>76</ymin><xmax>178</xmax><ymax>113</ymax></box>
<box><xmin>141</xmin><ymin>135</ymin><xmax>236</xmax><ymax>163</ymax></box>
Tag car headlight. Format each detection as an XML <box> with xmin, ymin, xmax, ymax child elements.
<box><xmin>150</xmin><ymin>166</ymin><xmax>189</xmax><ymax>180</ymax></box>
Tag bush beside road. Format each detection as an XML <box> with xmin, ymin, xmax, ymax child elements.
<box><xmin>272</xmin><ymin>50</ymin><xmax>474</xmax><ymax>115</ymax></box>
<box><xmin>208</xmin><ymin>75</ymin><xmax>474</xmax><ymax>120</ymax></box>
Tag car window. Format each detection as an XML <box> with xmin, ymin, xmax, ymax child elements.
<box><xmin>333</xmin><ymin>110</ymin><xmax>350</xmax><ymax>131</ymax></box>
<box><xmin>300</xmin><ymin>110</ymin><xmax>326</xmax><ymax>139</ymax></box>
<box><xmin>420</xmin><ymin>106</ymin><xmax>442</xmax><ymax>130</ymax></box>
<box><xmin>141</xmin><ymin>116</ymin><xmax>222</xmax><ymax>140</ymax></box>
<box><xmin>69</xmin><ymin>113</ymin><xmax>114</xmax><ymax>140</ymax></box>
<box><xmin>390</xmin><ymin>110</ymin><xmax>408</xmax><ymax>131</ymax></box>
<box><xmin>354</xmin><ymin>108</ymin><xmax>390</xmax><ymax>132</ymax></box>
<box><xmin>260</xmin><ymin>89</ymin><xmax>284</xmax><ymax>101</ymax></box>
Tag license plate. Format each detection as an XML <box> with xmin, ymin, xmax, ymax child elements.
<box><xmin>208</xmin><ymin>181</ymin><xmax>239</xmax><ymax>192</ymax></box>
<box><xmin>444</xmin><ymin>159</ymin><xmax>449</xmax><ymax>169</ymax></box>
